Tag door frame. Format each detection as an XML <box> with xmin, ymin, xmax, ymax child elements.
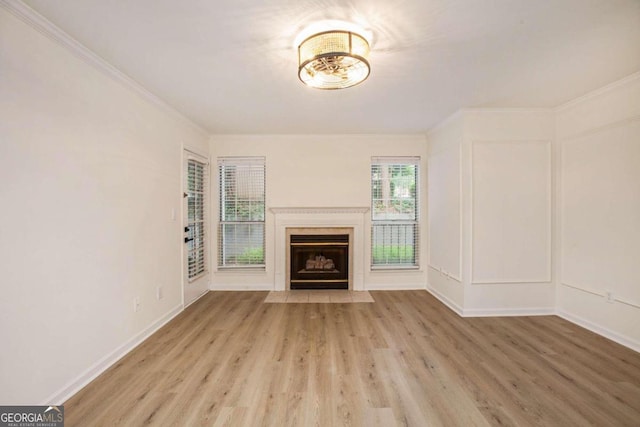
<box><xmin>182</xmin><ymin>148</ymin><xmax>210</xmax><ymax>307</ymax></box>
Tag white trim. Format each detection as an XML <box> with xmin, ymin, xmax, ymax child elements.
<box><xmin>462</xmin><ymin>307</ymin><xmax>555</xmax><ymax>317</ymax></box>
<box><xmin>557</xmin><ymin>310</ymin><xmax>640</xmax><ymax>353</ymax></box>
<box><xmin>553</xmin><ymin>129</ymin><xmax>563</xmax><ymax>319</ymax></box>
<box><xmin>560</xmin><ymin>281</ymin><xmax>604</xmax><ymax>298</ymax></box>
<box><xmin>427</xmin><ymin>265</ymin><xmax>462</xmax><ymax>283</ymax></box>
<box><xmin>428</xmin><ymin>108</ymin><xmax>554</xmax><ymax>135</ymax></box>
<box><xmin>214</xmin><ymin>267</ymin><xmax>268</xmax><ymax>274</ymax></box>
<box><xmin>560</xmin><ymin>282</ymin><xmax>640</xmax><ymax>310</ymax></box>
<box><xmin>217</xmin><ymin>157</ymin><xmax>266</xmax><ymax>269</ymax></box>
<box><xmin>209</xmin><ymin>283</ymin><xmax>273</xmax><ymax>291</ymax></box>
<box><xmin>272</xmin><ymin>209</ymin><xmax>368</xmax><ymax>291</ymax></box>
<box><xmin>371</xmin><ymin>156</ymin><xmax>420</xmax><ymax>165</ymax></box>
<box><xmin>426</xmin><ymin>286</ymin><xmax>464</xmax><ymax>316</ymax></box>
<box><xmin>426</xmin><ymin>142</ymin><xmax>463</xmax><ymax>282</ymax></box>
<box><xmin>217</xmin><ymin>156</ymin><xmax>265</xmax><ymax>165</ymax></box>
<box><xmin>462</xmin><ymin>107</ymin><xmax>555</xmax><ymax>116</ymax></box>
<box><xmin>181</xmin><ymin>149</ymin><xmax>210</xmax><ymax>305</ymax></box>
<box><xmin>371</xmin><ymin>265</ymin><xmax>420</xmax><ymax>271</ymax></box>
<box><xmin>42</xmin><ymin>303</ymin><xmax>183</xmax><ymax>405</ymax></box>
<box><xmin>0</xmin><ymin>0</ymin><xmax>207</xmax><ymax>137</ymax></box>
<box><xmin>468</xmin><ymin>138</ymin><xmax>475</xmax><ymax>289</ymax></box>
<box><xmin>182</xmin><ymin>144</ymin><xmax>209</xmax><ymax>161</ymax></box>
<box><xmin>270</xmin><ymin>207</ymin><xmax>369</xmax><ymax>215</ymax></box>
<box><xmin>458</xmin><ymin>141</ymin><xmax>464</xmax><ymax>283</ymax></box>
<box><xmin>365</xmin><ymin>282</ymin><xmax>426</xmax><ymax>290</ymax></box>
<box><xmin>471</xmin><ymin>279</ymin><xmax>552</xmax><ymax>285</ymax></box>
<box><xmin>617</xmin><ymin>299</ymin><xmax>640</xmax><ymax>310</ymax></box>
<box><xmin>370</xmin><ymin>159</ymin><xmax>421</xmax><ymax>268</ymax></box>
<box><xmin>426</xmin><ymin>110</ymin><xmax>466</xmax><ymax>136</ymax></box>
<box><xmin>184</xmin><ymin>289</ymin><xmax>209</xmax><ymax>308</ymax></box>
<box><xmin>185</xmin><ymin>149</ymin><xmax>210</xmax><ymax>164</ymax></box>
<box><xmin>217</xmin><ymin>265</ymin><xmax>266</xmax><ymax>271</ymax></box>
<box><xmin>556</xmin><ymin>71</ymin><xmax>640</xmax><ymax>112</ymax></box>
<box><xmin>427</xmin><ymin>108</ymin><xmax>559</xmax><ymax>136</ymax></box>
<box><xmin>558</xmin><ymin>114</ymin><xmax>640</xmax><ymax>142</ymax></box>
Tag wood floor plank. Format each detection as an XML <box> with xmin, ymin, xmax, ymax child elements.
<box><xmin>64</xmin><ymin>290</ymin><xmax>640</xmax><ymax>426</ymax></box>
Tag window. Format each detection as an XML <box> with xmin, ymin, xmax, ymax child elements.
<box><xmin>186</xmin><ymin>157</ymin><xmax>208</xmax><ymax>280</ymax></box>
<box><xmin>218</xmin><ymin>157</ymin><xmax>265</xmax><ymax>268</ymax></box>
<box><xmin>371</xmin><ymin>157</ymin><xmax>419</xmax><ymax>267</ymax></box>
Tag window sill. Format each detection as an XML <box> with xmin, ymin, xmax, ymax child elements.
<box><xmin>371</xmin><ymin>265</ymin><xmax>420</xmax><ymax>271</ymax></box>
<box><xmin>216</xmin><ymin>265</ymin><xmax>266</xmax><ymax>273</ymax></box>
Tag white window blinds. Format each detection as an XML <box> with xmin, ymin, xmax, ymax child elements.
<box><xmin>218</xmin><ymin>157</ymin><xmax>265</xmax><ymax>267</ymax></box>
<box><xmin>186</xmin><ymin>158</ymin><xmax>208</xmax><ymax>280</ymax></box>
<box><xmin>371</xmin><ymin>157</ymin><xmax>420</xmax><ymax>267</ymax></box>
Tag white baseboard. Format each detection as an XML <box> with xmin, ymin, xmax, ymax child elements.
<box><xmin>43</xmin><ymin>304</ymin><xmax>183</xmax><ymax>405</ymax></box>
<box><xmin>426</xmin><ymin>286</ymin><xmax>464</xmax><ymax>316</ymax></box>
<box><xmin>462</xmin><ymin>307</ymin><xmax>555</xmax><ymax>317</ymax></box>
<box><xmin>210</xmin><ymin>282</ymin><xmax>428</xmax><ymax>292</ymax></box>
<box><xmin>209</xmin><ymin>283</ymin><xmax>273</xmax><ymax>291</ymax></box>
<box><xmin>185</xmin><ymin>289</ymin><xmax>209</xmax><ymax>308</ymax></box>
<box><xmin>426</xmin><ymin>286</ymin><xmax>554</xmax><ymax>318</ymax></box>
<box><xmin>557</xmin><ymin>309</ymin><xmax>640</xmax><ymax>353</ymax></box>
<box><xmin>365</xmin><ymin>282</ymin><xmax>427</xmax><ymax>291</ymax></box>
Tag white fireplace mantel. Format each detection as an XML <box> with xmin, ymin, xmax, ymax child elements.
<box><xmin>269</xmin><ymin>207</ymin><xmax>369</xmax><ymax>215</ymax></box>
<box><xmin>270</xmin><ymin>207</ymin><xmax>370</xmax><ymax>291</ymax></box>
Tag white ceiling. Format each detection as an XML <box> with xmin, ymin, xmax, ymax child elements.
<box><xmin>23</xmin><ymin>0</ymin><xmax>640</xmax><ymax>134</ymax></box>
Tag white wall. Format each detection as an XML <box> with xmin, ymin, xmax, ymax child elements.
<box><xmin>427</xmin><ymin>115</ymin><xmax>464</xmax><ymax>311</ymax></box>
<box><xmin>464</xmin><ymin>110</ymin><xmax>555</xmax><ymax>314</ymax></box>
<box><xmin>2</xmin><ymin>2</ymin><xmax>638</xmax><ymax>410</ymax></box>
<box><xmin>427</xmin><ymin>110</ymin><xmax>556</xmax><ymax>315</ymax></box>
<box><xmin>427</xmin><ymin>75</ymin><xmax>640</xmax><ymax>350</ymax></box>
<box><xmin>556</xmin><ymin>73</ymin><xmax>640</xmax><ymax>350</ymax></box>
<box><xmin>209</xmin><ymin>135</ymin><xmax>429</xmax><ymax>290</ymax></box>
<box><xmin>0</xmin><ymin>7</ymin><xmax>208</xmax><ymax>404</ymax></box>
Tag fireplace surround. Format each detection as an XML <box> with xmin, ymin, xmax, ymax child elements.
<box><xmin>270</xmin><ymin>207</ymin><xmax>369</xmax><ymax>291</ymax></box>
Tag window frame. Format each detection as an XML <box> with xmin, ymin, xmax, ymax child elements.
<box><xmin>217</xmin><ymin>156</ymin><xmax>266</xmax><ymax>269</ymax></box>
<box><xmin>186</xmin><ymin>156</ymin><xmax>209</xmax><ymax>281</ymax></box>
<box><xmin>370</xmin><ymin>156</ymin><xmax>420</xmax><ymax>269</ymax></box>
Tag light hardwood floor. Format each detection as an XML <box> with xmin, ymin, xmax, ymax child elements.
<box><xmin>65</xmin><ymin>291</ymin><xmax>640</xmax><ymax>426</ymax></box>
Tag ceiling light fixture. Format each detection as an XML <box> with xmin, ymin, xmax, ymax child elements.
<box><xmin>297</xmin><ymin>30</ymin><xmax>370</xmax><ymax>90</ymax></box>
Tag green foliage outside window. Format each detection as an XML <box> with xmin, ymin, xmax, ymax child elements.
<box><xmin>236</xmin><ymin>246</ymin><xmax>265</xmax><ymax>264</ymax></box>
<box><xmin>371</xmin><ymin>245</ymin><xmax>415</xmax><ymax>264</ymax></box>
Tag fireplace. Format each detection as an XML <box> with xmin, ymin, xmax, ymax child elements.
<box><xmin>272</xmin><ymin>208</ymin><xmax>368</xmax><ymax>291</ymax></box>
<box><xmin>289</xmin><ymin>234</ymin><xmax>349</xmax><ymax>290</ymax></box>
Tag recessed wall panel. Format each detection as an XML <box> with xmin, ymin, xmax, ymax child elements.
<box><xmin>428</xmin><ymin>145</ymin><xmax>461</xmax><ymax>280</ymax></box>
<box><xmin>472</xmin><ymin>140</ymin><xmax>551</xmax><ymax>283</ymax></box>
<box><xmin>562</xmin><ymin>120</ymin><xmax>640</xmax><ymax>302</ymax></box>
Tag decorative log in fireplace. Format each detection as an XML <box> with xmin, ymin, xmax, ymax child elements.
<box><xmin>289</xmin><ymin>234</ymin><xmax>349</xmax><ymax>289</ymax></box>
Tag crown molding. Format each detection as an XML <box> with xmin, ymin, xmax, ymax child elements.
<box><xmin>555</xmin><ymin>71</ymin><xmax>640</xmax><ymax>113</ymax></box>
<box><xmin>0</xmin><ymin>0</ymin><xmax>208</xmax><ymax>137</ymax></box>
<box><xmin>427</xmin><ymin>107</ymin><xmax>557</xmax><ymax>136</ymax></box>
<box><xmin>426</xmin><ymin>110</ymin><xmax>466</xmax><ymax>136</ymax></box>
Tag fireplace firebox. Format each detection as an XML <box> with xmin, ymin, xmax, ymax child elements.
<box><xmin>289</xmin><ymin>234</ymin><xmax>349</xmax><ymax>289</ymax></box>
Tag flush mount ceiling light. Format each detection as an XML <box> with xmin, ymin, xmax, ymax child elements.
<box><xmin>298</xmin><ymin>30</ymin><xmax>370</xmax><ymax>90</ymax></box>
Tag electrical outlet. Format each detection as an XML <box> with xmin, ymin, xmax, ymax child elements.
<box><xmin>606</xmin><ymin>291</ymin><xmax>615</xmax><ymax>303</ymax></box>
<box><xmin>157</xmin><ymin>286</ymin><xmax>163</xmax><ymax>300</ymax></box>
<box><xmin>134</xmin><ymin>297</ymin><xmax>140</xmax><ymax>312</ymax></box>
